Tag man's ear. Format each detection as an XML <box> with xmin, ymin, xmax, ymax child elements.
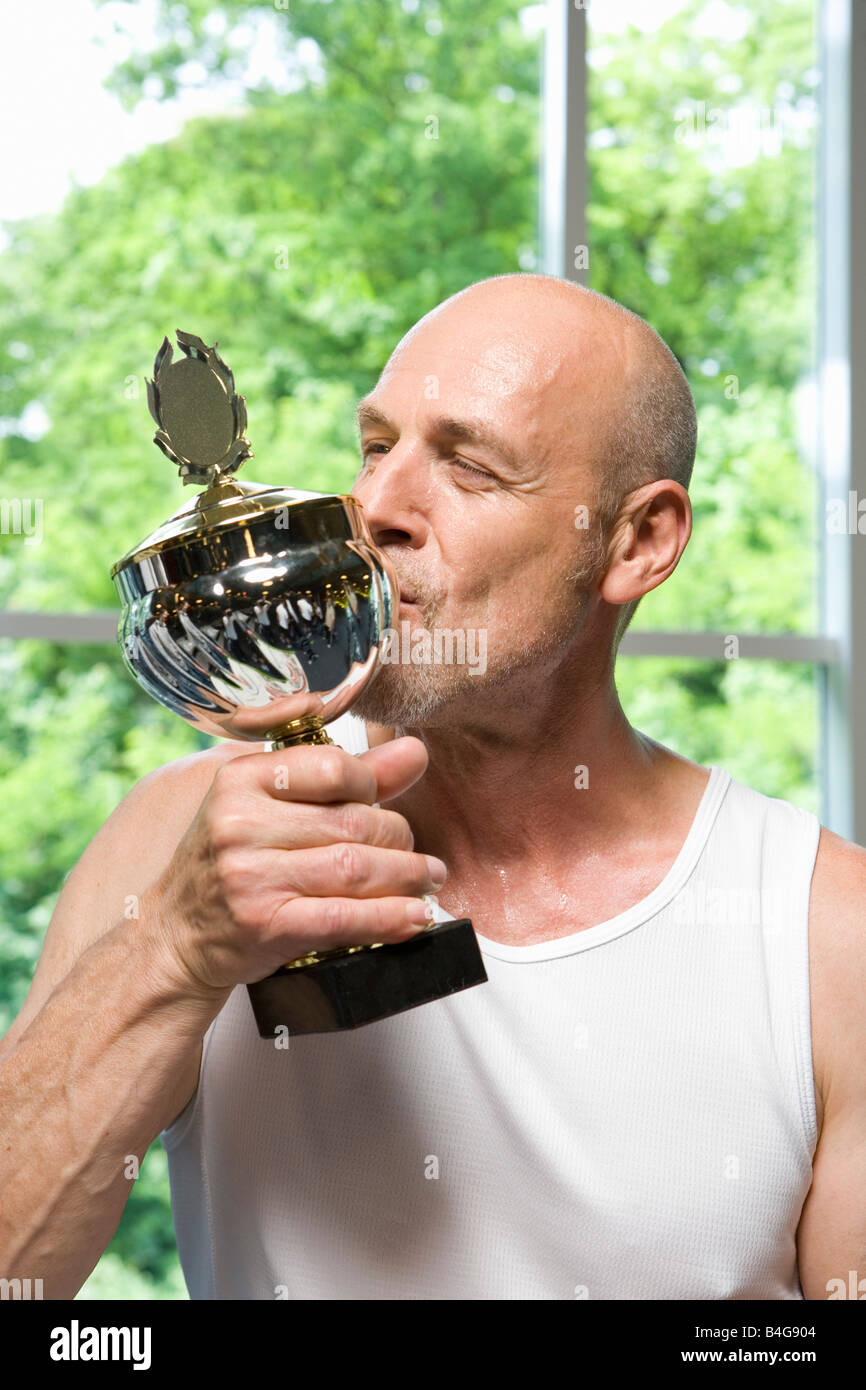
<box><xmin>598</xmin><ymin>479</ymin><xmax>691</xmax><ymax>606</ymax></box>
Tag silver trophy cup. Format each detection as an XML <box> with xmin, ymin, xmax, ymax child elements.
<box><xmin>111</xmin><ymin>331</ymin><xmax>486</xmax><ymax>1035</ymax></box>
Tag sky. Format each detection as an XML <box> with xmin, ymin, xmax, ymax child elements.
<box><xmin>0</xmin><ymin>0</ymin><xmax>286</xmax><ymax>223</ymax></box>
<box><xmin>0</xmin><ymin>0</ymin><xmax>701</xmax><ymax>225</ymax></box>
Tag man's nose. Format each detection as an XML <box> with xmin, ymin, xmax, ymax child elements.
<box><xmin>352</xmin><ymin>442</ymin><xmax>429</xmax><ymax>548</ymax></box>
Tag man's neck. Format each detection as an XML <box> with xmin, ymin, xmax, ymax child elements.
<box><xmin>378</xmin><ymin>685</ymin><xmax>697</xmax><ymax>888</ymax></box>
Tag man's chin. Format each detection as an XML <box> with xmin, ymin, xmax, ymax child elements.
<box><xmin>350</xmin><ymin>669</ymin><xmax>457</xmax><ymax>729</ymax></box>
<box><xmin>350</xmin><ymin>690</ymin><xmax>436</xmax><ymax>730</ymax></box>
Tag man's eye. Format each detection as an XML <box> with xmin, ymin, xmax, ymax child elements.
<box><xmin>359</xmin><ymin>444</ymin><xmax>490</xmax><ymax>481</ymax></box>
<box><xmin>454</xmin><ymin>459</ymin><xmax>491</xmax><ymax>480</ymax></box>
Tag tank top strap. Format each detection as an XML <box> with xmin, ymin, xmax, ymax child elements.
<box><xmin>714</xmin><ymin>776</ymin><xmax>822</xmax><ymax>1158</ymax></box>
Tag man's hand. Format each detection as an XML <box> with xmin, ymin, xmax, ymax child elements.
<box><xmin>147</xmin><ymin>735</ymin><xmax>447</xmax><ymax>997</ymax></box>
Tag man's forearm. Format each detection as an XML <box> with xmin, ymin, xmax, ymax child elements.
<box><xmin>0</xmin><ymin>914</ymin><xmax>229</xmax><ymax>1299</ymax></box>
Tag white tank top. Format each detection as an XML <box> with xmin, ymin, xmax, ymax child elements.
<box><xmin>161</xmin><ymin>713</ymin><xmax>820</xmax><ymax>1300</ymax></box>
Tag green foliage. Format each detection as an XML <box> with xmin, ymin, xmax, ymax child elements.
<box><xmin>0</xmin><ymin>641</ymin><xmax>205</xmax><ymax>1031</ymax></box>
<box><xmin>0</xmin><ymin>0</ymin><xmax>820</xmax><ymax>1299</ymax></box>
<box><xmin>75</xmin><ymin>1147</ymin><xmax>189</xmax><ymax>1299</ymax></box>
<box><xmin>615</xmin><ymin>657</ymin><xmax>818</xmax><ymax>816</ymax></box>
<box><xmin>585</xmin><ymin>0</ymin><xmax>818</xmax><ymax>634</ymax></box>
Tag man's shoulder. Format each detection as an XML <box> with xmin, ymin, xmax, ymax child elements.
<box><xmin>811</xmin><ymin>821</ymin><xmax>866</xmax><ymax>894</ymax></box>
<box><xmin>807</xmin><ymin>824</ymin><xmax>866</xmax><ymax>1001</ymax></box>
<box><xmin>154</xmin><ymin>737</ymin><xmax>264</xmax><ymax>779</ymax></box>
<box><xmin>807</xmin><ymin>824</ymin><xmax>866</xmax><ymax>1138</ymax></box>
<box><xmin>128</xmin><ymin>738</ymin><xmax>265</xmax><ymax>812</ymax></box>
<box><xmin>802</xmin><ymin>819</ymin><xmax>866</xmax><ymax>975</ymax></box>
<box><xmin>666</xmin><ymin>759</ymin><xmax>863</xmax><ymax>1141</ymax></box>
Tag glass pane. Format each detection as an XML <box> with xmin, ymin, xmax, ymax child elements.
<box><xmin>0</xmin><ymin>0</ymin><xmax>543</xmax><ymax>613</ymax></box>
<box><xmin>615</xmin><ymin>654</ymin><xmax>819</xmax><ymax>812</ymax></box>
<box><xmin>587</xmin><ymin>0</ymin><xmax>819</xmax><ymax>635</ymax></box>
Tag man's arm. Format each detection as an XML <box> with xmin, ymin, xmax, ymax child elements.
<box><xmin>796</xmin><ymin>826</ymin><xmax>866</xmax><ymax>1300</ymax></box>
<box><xmin>0</xmin><ymin>745</ymin><xmax>241</xmax><ymax>1298</ymax></box>
<box><xmin>0</xmin><ymin>730</ymin><xmax>436</xmax><ymax>1300</ymax></box>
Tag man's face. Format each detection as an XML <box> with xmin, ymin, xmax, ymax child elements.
<box><xmin>349</xmin><ymin>288</ymin><xmax>621</xmax><ymax>727</ymax></box>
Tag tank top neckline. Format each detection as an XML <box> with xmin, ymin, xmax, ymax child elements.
<box><xmin>472</xmin><ymin>764</ymin><xmax>732</xmax><ymax>964</ymax></box>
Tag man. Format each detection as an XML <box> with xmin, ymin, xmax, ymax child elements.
<box><xmin>1</xmin><ymin>273</ymin><xmax>864</xmax><ymax>1300</ymax></box>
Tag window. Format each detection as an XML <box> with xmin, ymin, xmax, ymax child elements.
<box><xmin>541</xmin><ymin>0</ymin><xmax>858</xmax><ymax>828</ymax></box>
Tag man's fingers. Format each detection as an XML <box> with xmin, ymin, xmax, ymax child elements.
<box><xmin>356</xmin><ymin>736</ymin><xmax>430</xmax><ymax>803</ymax></box>
<box><xmin>224</xmin><ymin>736</ymin><xmax>428</xmax><ymax>807</ymax></box>
<box><xmin>231</xmin><ymin>802</ymin><xmax>414</xmax><ymax>853</ymax></box>
<box><xmin>276</xmin><ymin>842</ymin><xmax>445</xmax><ymax>901</ymax></box>
<box><xmin>269</xmin><ymin>894</ymin><xmax>435</xmax><ymax>956</ymax></box>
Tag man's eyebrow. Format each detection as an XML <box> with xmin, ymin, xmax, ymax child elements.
<box><xmin>355</xmin><ymin>401</ymin><xmax>392</xmax><ymax>431</ymax></box>
<box><xmin>354</xmin><ymin>400</ymin><xmax>523</xmax><ymax>471</ymax></box>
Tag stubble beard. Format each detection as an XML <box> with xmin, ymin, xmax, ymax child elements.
<box><xmin>350</xmin><ymin>597</ymin><xmax>460</xmax><ymax>727</ymax></box>
<box><xmin>351</xmin><ymin>582</ymin><xmax>596</xmax><ymax>730</ymax></box>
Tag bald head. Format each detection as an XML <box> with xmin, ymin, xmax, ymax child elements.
<box><xmin>386</xmin><ymin>272</ymin><xmax>697</xmax><ymax>636</ymax></box>
<box><xmin>406</xmin><ymin>272</ymin><xmax>696</xmax><ymax>506</ymax></box>
<box><xmin>351</xmin><ymin>274</ymin><xmax>695</xmax><ymax>727</ymax></box>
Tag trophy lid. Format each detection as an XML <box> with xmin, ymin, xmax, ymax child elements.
<box><xmin>110</xmin><ymin>476</ymin><xmax>332</xmax><ymax>575</ymax></box>
<box><xmin>110</xmin><ymin>330</ymin><xmax>345</xmax><ymax>577</ymax></box>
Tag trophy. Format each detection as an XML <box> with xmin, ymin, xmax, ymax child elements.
<box><xmin>111</xmin><ymin>330</ymin><xmax>487</xmax><ymax>1036</ymax></box>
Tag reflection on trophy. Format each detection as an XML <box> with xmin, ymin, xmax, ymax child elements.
<box><xmin>110</xmin><ymin>331</ymin><xmax>487</xmax><ymax>1036</ymax></box>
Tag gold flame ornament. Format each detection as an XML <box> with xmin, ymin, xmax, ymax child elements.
<box><xmin>146</xmin><ymin>330</ymin><xmax>253</xmax><ymax>487</ymax></box>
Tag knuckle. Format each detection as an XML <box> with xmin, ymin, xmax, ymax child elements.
<box><xmin>207</xmin><ymin>805</ymin><xmax>247</xmax><ymax>854</ymax></box>
<box><xmin>337</xmin><ymin>802</ymin><xmax>368</xmax><ymax>844</ymax></box>
<box><xmin>332</xmin><ymin>840</ymin><xmax>368</xmax><ymax>888</ymax></box>
<box><xmin>211</xmin><ymin>758</ymin><xmax>241</xmax><ymax>793</ymax></box>
<box><xmin>213</xmin><ymin>847</ymin><xmax>251</xmax><ymax>899</ymax></box>
<box><xmin>362</xmin><ymin>808</ymin><xmax>412</xmax><ymax>850</ymax></box>
<box><xmin>317</xmin><ymin>748</ymin><xmax>349</xmax><ymax>797</ymax></box>
<box><xmin>210</xmin><ymin>760</ymin><xmax>230</xmax><ymax>788</ymax></box>
<box><xmin>393</xmin><ymin>813</ymin><xmax>415</xmax><ymax>850</ymax></box>
<box><xmin>321</xmin><ymin>899</ymin><xmax>348</xmax><ymax>936</ymax></box>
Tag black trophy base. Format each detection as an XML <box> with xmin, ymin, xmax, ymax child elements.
<box><xmin>246</xmin><ymin>918</ymin><xmax>486</xmax><ymax>1037</ymax></box>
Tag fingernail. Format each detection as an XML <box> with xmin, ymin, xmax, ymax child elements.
<box><xmin>406</xmin><ymin>899</ymin><xmax>433</xmax><ymax>925</ymax></box>
<box><xmin>424</xmin><ymin>855</ymin><xmax>447</xmax><ymax>888</ymax></box>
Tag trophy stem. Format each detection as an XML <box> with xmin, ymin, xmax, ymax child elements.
<box><xmin>264</xmin><ymin>717</ymin><xmax>383</xmax><ymax>973</ymax></box>
<box><xmin>265</xmin><ymin>717</ymin><xmax>333</xmax><ymax>750</ymax></box>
